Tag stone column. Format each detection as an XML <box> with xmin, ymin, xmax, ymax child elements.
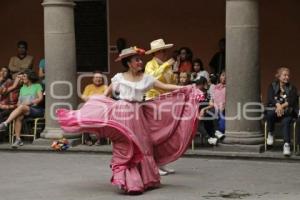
<box><xmin>39</xmin><ymin>0</ymin><xmax>80</xmax><ymax>142</ymax></box>
<box><xmin>222</xmin><ymin>0</ymin><xmax>264</xmax><ymax>151</ymax></box>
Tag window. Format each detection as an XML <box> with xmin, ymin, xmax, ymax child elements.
<box><xmin>74</xmin><ymin>0</ymin><xmax>108</xmax><ymax>72</ymax></box>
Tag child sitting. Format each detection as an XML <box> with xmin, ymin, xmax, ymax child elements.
<box><xmin>195</xmin><ymin>77</ymin><xmax>218</xmax><ymax>145</ymax></box>
<box><xmin>179</xmin><ymin>72</ymin><xmax>190</xmax><ymax>86</ymax></box>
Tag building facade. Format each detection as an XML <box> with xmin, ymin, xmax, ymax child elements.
<box><xmin>0</xmin><ymin>0</ymin><xmax>299</xmax><ymax>149</ymax></box>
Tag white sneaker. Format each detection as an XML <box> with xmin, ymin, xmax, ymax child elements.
<box><xmin>208</xmin><ymin>137</ymin><xmax>218</xmax><ymax>146</ymax></box>
<box><xmin>283</xmin><ymin>143</ymin><xmax>291</xmax><ymax>156</ymax></box>
<box><xmin>266</xmin><ymin>132</ymin><xmax>274</xmax><ymax>146</ymax></box>
<box><xmin>158</xmin><ymin>168</ymin><xmax>168</xmax><ymax>176</ymax></box>
<box><xmin>12</xmin><ymin>139</ymin><xmax>24</xmax><ymax>149</ymax></box>
<box><xmin>160</xmin><ymin>166</ymin><xmax>175</xmax><ymax>174</ymax></box>
<box><xmin>215</xmin><ymin>131</ymin><xmax>225</xmax><ymax>139</ymax></box>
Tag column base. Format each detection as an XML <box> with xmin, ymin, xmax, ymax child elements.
<box><xmin>40</xmin><ymin>127</ymin><xmax>81</xmax><ymax>139</ymax></box>
<box><xmin>217</xmin><ymin>143</ymin><xmax>264</xmax><ymax>153</ymax></box>
<box><xmin>36</xmin><ymin>127</ymin><xmax>81</xmax><ymax>146</ymax></box>
<box><xmin>222</xmin><ymin>131</ymin><xmax>264</xmax><ymax>145</ymax></box>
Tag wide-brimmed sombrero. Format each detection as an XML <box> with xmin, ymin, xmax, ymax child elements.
<box><xmin>145</xmin><ymin>39</ymin><xmax>174</xmax><ymax>55</ymax></box>
<box><xmin>115</xmin><ymin>46</ymin><xmax>145</xmax><ymax>62</ymax></box>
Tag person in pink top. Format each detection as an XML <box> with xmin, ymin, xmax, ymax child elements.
<box><xmin>212</xmin><ymin>71</ymin><xmax>226</xmax><ymax>139</ymax></box>
<box><xmin>56</xmin><ymin>46</ymin><xmax>202</xmax><ymax>194</ymax></box>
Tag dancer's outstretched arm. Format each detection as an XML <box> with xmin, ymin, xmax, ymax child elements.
<box><xmin>153</xmin><ymin>80</ymin><xmax>183</xmax><ymax>91</ymax></box>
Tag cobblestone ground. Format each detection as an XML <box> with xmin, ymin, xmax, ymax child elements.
<box><xmin>0</xmin><ymin>152</ymin><xmax>300</xmax><ymax>200</ymax></box>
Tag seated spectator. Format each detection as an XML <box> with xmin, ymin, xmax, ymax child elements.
<box><xmin>0</xmin><ymin>67</ymin><xmax>12</xmax><ymax>141</ymax></box>
<box><xmin>178</xmin><ymin>47</ymin><xmax>193</xmax><ymax>73</ymax></box>
<box><xmin>195</xmin><ymin>77</ymin><xmax>218</xmax><ymax>145</ymax></box>
<box><xmin>0</xmin><ymin>70</ymin><xmax>44</xmax><ymax>148</ymax></box>
<box><xmin>81</xmin><ymin>71</ymin><xmax>108</xmax><ymax>145</ymax></box>
<box><xmin>190</xmin><ymin>58</ymin><xmax>209</xmax><ymax>82</ymax></box>
<box><xmin>0</xmin><ymin>67</ymin><xmax>12</xmax><ymax>92</ymax></box>
<box><xmin>178</xmin><ymin>72</ymin><xmax>190</xmax><ymax>86</ymax></box>
<box><xmin>266</xmin><ymin>67</ymin><xmax>298</xmax><ymax>156</ymax></box>
<box><xmin>38</xmin><ymin>58</ymin><xmax>45</xmax><ymax>85</ymax></box>
<box><xmin>171</xmin><ymin>50</ymin><xmax>180</xmax><ymax>72</ymax></box>
<box><xmin>212</xmin><ymin>71</ymin><xmax>226</xmax><ymax>139</ymax></box>
<box><xmin>8</xmin><ymin>41</ymin><xmax>33</xmax><ymax>79</ymax></box>
<box><xmin>173</xmin><ymin>72</ymin><xmax>179</xmax><ymax>85</ymax></box>
<box><xmin>81</xmin><ymin>71</ymin><xmax>107</xmax><ymax>101</ymax></box>
<box><xmin>0</xmin><ymin>67</ymin><xmax>20</xmax><ymax>123</ymax></box>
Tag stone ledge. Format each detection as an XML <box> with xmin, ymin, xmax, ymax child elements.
<box><xmin>0</xmin><ymin>143</ymin><xmax>299</xmax><ymax>162</ymax></box>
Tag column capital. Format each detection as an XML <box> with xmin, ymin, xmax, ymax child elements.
<box><xmin>42</xmin><ymin>0</ymin><xmax>75</xmax><ymax>7</ymax></box>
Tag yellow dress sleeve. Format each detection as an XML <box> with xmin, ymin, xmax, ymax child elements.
<box><xmin>145</xmin><ymin>61</ymin><xmax>171</xmax><ymax>80</ymax></box>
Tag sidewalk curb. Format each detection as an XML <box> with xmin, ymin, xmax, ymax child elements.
<box><xmin>1</xmin><ymin>144</ymin><xmax>300</xmax><ymax>162</ymax></box>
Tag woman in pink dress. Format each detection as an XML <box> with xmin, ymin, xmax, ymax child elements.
<box><xmin>56</xmin><ymin>47</ymin><xmax>203</xmax><ymax>194</ymax></box>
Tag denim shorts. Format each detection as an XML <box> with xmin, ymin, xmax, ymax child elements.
<box><xmin>28</xmin><ymin>106</ymin><xmax>45</xmax><ymax>118</ymax></box>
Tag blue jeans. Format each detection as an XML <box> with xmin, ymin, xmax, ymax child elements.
<box><xmin>28</xmin><ymin>106</ymin><xmax>45</xmax><ymax>118</ymax></box>
<box><xmin>217</xmin><ymin>110</ymin><xmax>225</xmax><ymax>133</ymax></box>
<box><xmin>198</xmin><ymin>109</ymin><xmax>225</xmax><ymax>137</ymax></box>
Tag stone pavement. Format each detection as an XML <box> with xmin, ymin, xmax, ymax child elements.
<box><xmin>0</xmin><ymin>152</ymin><xmax>300</xmax><ymax>200</ymax></box>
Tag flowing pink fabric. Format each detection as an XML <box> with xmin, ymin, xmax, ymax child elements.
<box><xmin>56</xmin><ymin>85</ymin><xmax>202</xmax><ymax>193</ymax></box>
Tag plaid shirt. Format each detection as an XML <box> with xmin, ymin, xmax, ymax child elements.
<box><xmin>0</xmin><ymin>79</ymin><xmax>20</xmax><ymax>107</ymax></box>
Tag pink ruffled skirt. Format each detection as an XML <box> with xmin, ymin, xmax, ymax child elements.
<box><xmin>56</xmin><ymin>85</ymin><xmax>202</xmax><ymax>193</ymax></box>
